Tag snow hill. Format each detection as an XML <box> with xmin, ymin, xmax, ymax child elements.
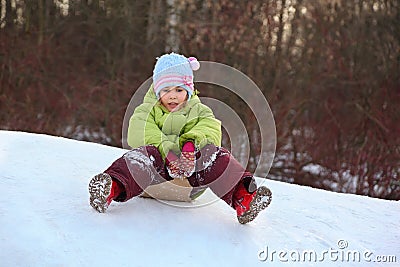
<box><xmin>0</xmin><ymin>130</ymin><xmax>398</xmax><ymax>267</ymax></box>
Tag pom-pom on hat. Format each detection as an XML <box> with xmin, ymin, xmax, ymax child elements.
<box><xmin>153</xmin><ymin>52</ymin><xmax>200</xmax><ymax>100</ymax></box>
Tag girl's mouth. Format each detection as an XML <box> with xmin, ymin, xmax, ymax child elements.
<box><xmin>167</xmin><ymin>102</ymin><xmax>179</xmax><ymax>111</ymax></box>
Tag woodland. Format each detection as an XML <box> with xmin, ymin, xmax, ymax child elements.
<box><xmin>1</xmin><ymin>0</ymin><xmax>399</xmax><ymax>199</ymax></box>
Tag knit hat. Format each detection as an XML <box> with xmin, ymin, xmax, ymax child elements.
<box><xmin>153</xmin><ymin>52</ymin><xmax>200</xmax><ymax>100</ymax></box>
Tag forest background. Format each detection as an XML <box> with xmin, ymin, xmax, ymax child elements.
<box><xmin>1</xmin><ymin>0</ymin><xmax>399</xmax><ymax>199</ymax></box>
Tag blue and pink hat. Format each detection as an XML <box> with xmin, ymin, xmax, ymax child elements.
<box><xmin>153</xmin><ymin>52</ymin><xmax>200</xmax><ymax>100</ymax></box>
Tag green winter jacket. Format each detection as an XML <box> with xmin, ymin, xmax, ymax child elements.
<box><xmin>127</xmin><ymin>84</ymin><xmax>222</xmax><ymax>159</ymax></box>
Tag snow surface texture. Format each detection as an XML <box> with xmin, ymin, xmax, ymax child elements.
<box><xmin>0</xmin><ymin>130</ymin><xmax>399</xmax><ymax>267</ymax></box>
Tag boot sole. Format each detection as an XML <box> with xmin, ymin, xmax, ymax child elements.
<box><xmin>88</xmin><ymin>173</ymin><xmax>112</xmax><ymax>213</ymax></box>
<box><xmin>238</xmin><ymin>186</ymin><xmax>272</xmax><ymax>224</ymax></box>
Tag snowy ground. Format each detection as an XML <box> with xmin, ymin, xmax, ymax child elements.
<box><xmin>0</xmin><ymin>130</ymin><xmax>398</xmax><ymax>267</ymax></box>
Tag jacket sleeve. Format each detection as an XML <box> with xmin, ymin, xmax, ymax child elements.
<box><xmin>179</xmin><ymin>104</ymin><xmax>222</xmax><ymax>149</ymax></box>
<box><xmin>127</xmin><ymin>103</ymin><xmax>180</xmax><ymax>159</ymax></box>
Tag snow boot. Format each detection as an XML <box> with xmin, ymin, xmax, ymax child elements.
<box><xmin>233</xmin><ymin>183</ymin><xmax>272</xmax><ymax>224</ymax></box>
<box><xmin>88</xmin><ymin>173</ymin><xmax>123</xmax><ymax>213</ymax></box>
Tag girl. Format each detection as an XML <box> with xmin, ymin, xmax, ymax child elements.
<box><xmin>88</xmin><ymin>53</ymin><xmax>271</xmax><ymax>224</ymax></box>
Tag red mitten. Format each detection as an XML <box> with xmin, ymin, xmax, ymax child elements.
<box><xmin>166</xmin><ymin>151</ymin><xmax>184</xmax><ymax>179</ymax></box>
<box><xmin>166</xmin><ymin>143</ymin><xmax>196</xmax><ymax>178</ymax></box>
<box><xmin>179</xmin><ymin>142</ymin><xmax>196</xmax><ymax>177</ymax></box>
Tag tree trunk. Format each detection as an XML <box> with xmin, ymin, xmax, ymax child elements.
<box><xmin>165</xmin><ymin>0</ymin><xmax>180</xmax><ymax>52</ymax></box>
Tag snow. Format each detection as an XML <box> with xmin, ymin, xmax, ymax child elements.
<box><xmin>0</xmin><ymin>130</ymin><xmax>399</xmax><ymax>267</ymax></box>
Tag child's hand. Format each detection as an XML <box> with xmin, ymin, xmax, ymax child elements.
<box><xmin>166</xmin><ymin>151</ymin><xmax>184</xmax><ymax>179</ymax></box>
<box><xmin>166</xmin><ymin>142</ymin><xmax>196</xmax><ymax>179</ymax></box>
<box><xmin>179</xmin><ymin>142</ymin><xmax>196</xmax><ymax>177</ymax></box>
<box><xmin>179</xmin><ymin>151</ymin><xmax>195</xmax><ymax>177</ymax></box>
<box><xmin>167</xmin><ymin>154</ymin><xmax>195</xmax><ymax>179</ymax></box>
<box><xmin>167</xmin><ymin>160</ymin><xmax>185</xmax><ymax>179</ymax></box>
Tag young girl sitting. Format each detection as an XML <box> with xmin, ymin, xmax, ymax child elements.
<box><xmin>88</xmin><ymin>52</ymin><xmax>272</xmax><ymax>224</ymax></box>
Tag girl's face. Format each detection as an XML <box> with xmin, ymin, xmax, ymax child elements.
<box><xmin>159</xmin><ymin>86</ymin><xmax>188</xmax><ymax>112</ymax></box>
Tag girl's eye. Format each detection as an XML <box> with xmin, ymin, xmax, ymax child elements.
<box><xmin>176</xmin><ymin>88</ymin><xmax>184</xmax><ymax>92</ymax></box>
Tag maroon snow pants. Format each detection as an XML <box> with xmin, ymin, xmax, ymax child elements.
<box><xmin>104</xmin><ymin>144</ymin><xmax>256</xmax><ymax>208</ymax></box>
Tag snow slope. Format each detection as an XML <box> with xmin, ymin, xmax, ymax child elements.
<box><xmin>0</xmin><ymin>130</ymin><xmax>398</xmax><ymax>267</ymax></box>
